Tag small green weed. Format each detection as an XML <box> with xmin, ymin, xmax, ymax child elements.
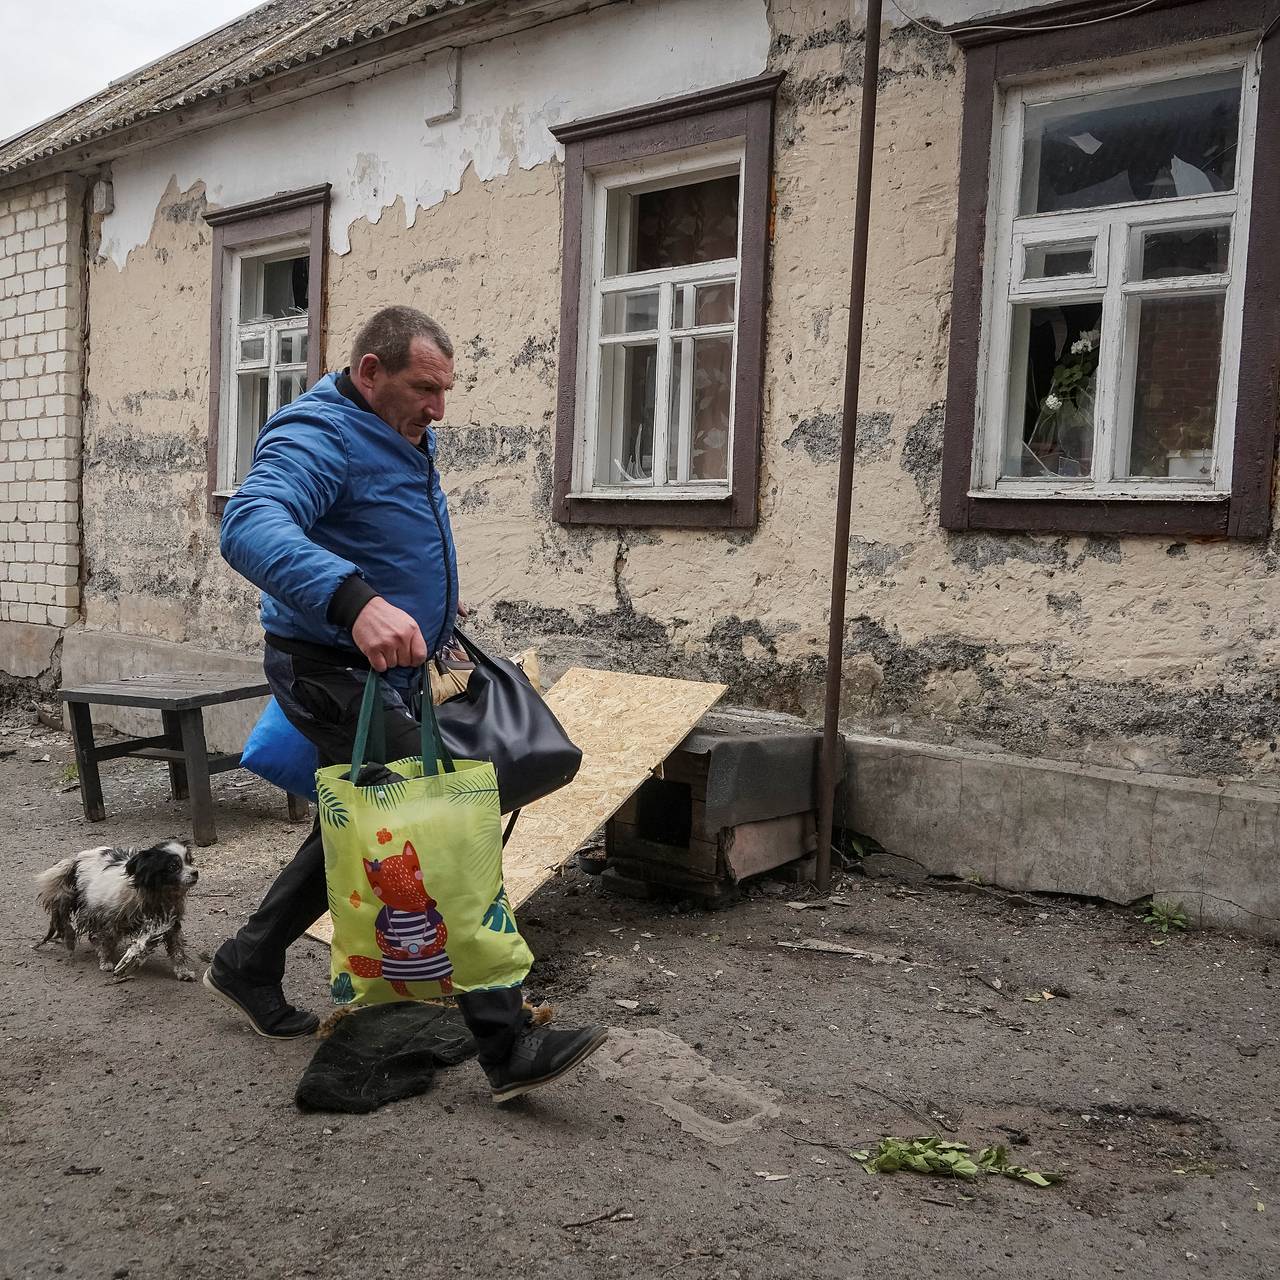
<box><xmin>1142</xmin><ymin>900</ymin><xmax>1189</xmax><ymax>934</ymax></box>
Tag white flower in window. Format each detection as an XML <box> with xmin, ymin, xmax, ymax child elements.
<box><xmin>1043</xmin><ymin>393</ymin><xmax>1063</xmax><ymax>412</ymax></box>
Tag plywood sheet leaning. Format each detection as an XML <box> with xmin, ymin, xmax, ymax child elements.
<box><xmin>504</xmin><ymin>668</ymin><xmax>726</xmax><ymax>908</ymax></box>
<box><xmin>304</xmin><ymin>665</ymin><xmax>724</xmax><ymax>943</ymax></box>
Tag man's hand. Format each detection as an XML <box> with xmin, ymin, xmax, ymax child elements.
<box><xmin>351</xmin><ymin>597</ymin><xmax>427</xmax><ymax>672</ymax></box>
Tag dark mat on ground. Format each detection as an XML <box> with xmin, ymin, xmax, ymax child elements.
<box><xmin>296</xmin><ymin>1001</ymin><xmax>477</xmax><ymax>1113</ymax></box>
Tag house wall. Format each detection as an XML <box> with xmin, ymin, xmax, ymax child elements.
<box><xmin>0</xmin><ymin>176</ymin><xmax>83</xmax><ymax>641</ymax></box>
<box><xmin>40</xmin><ymin>0</ymin><xmax>1280</xmax><ymax>922</ymax></box>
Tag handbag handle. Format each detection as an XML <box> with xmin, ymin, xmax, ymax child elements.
<box><xmin>350</xmin><ymin>667</ymin><xmax>455</xmax><ymax>783</ymax></box>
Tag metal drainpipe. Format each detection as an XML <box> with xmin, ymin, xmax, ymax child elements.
<box><xmin>815</xmin><ymin>0</ymin><xmax>884</xmax><ymax>894</ymax></box>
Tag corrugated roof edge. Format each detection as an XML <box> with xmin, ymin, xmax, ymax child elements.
<box><xmin>0</xmin><ymin>0</ymin><xmax>460</xmax><ymax>177</ymax></box>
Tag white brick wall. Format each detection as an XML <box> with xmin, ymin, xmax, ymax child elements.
<box><xmin>0</xmin><ymin>177</ymin><xmax>82</xmax><ymax>628</ymax></box>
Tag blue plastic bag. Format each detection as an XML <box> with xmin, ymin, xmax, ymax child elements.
<box><xmin>241</xmin><ymin>697</ymin><xmax>319</xmax><ymax>801</ymax></box>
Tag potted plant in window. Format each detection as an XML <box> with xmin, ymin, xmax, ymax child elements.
<box><xmin>1157</xmin><ymin>408</ymin><xmax>1214</xmax><ymax>480</ymax></box>
<box><xmin>1024</xmin><ymin>329</ymin><xmax>1100</xmax><ymax>477</ymax></box>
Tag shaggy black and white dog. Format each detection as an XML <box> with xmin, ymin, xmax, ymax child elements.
<box><xmin>35</xmin><ymin>840</ymin><xmax>198</xmax><ymax>982</ymax></box>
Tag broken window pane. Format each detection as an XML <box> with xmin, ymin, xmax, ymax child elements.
<box><xmin>607</xmin><ymin>174</ymin><xmax>739</xmax><ymax>275</ymax></box>
<box><xmin>1005</xmin><ymin>300</ymin><xmax>1103</xmax><ymax>478</ymax></box>
<box><xmin>688</xmin><ymin>334</ymin><xmax>733</xmax><ymax>481</ymax></box>
<box><xmin>236</xmin><ymin>371</ymin><xmax>270</xmax><ymax>482</ymax></box>
<box><xmin>1139</xmin><ymin>224</ymin><xmax>1230</xmax><ymax>279</ymax></box>
<box><xmin>674</xmin><ymin>280</ymin><xmax>736</xmax><ymax>327</ymax></box>
<box><xmin>1123</xmin><ymin>293</ymin><xmax>1224</xmax><ymax>479</ymax></box>
<box><xmin>276</xmin><ymin>330</ymin><xmax>308</xmax><ymax>365</ymax></box>
<box><xmin>601</xmin><ymin>290</ymin><xmax>659</xmax><ymax>336</ymax></box>
<box><xmin>1023</xmin><ymin>240</ymin><xmax>1094</xmax><ymax>280</ymax></box>
<box><xmin>239</xmin><ymin>334</ymin><xmax>265</xmax><ymax>363</ymax></box>
<box><xmin>277</xmin><ymin>370</ymin><xmax>308</xmax><ymax>411</ymax></box>
<box><xmin>239</xmin><ymin>253</ymin><xmax>309</xmax><ymax>322</ymax></box>
<box><xmin>667</xmin><ymin>333</ymin><xmax>734</xmax><ymax>483</ymax></box>
<box><xmin>596</xmin><ymin>342</ymin><xmax>657</xmax><ymax>484</ymax></box>
<box><xmin>1020</xmin><ymin>71</ymin><xmax>1241</xmax><ymax>215</ymax></box>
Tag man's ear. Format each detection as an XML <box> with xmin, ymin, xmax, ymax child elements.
<box><xmin>356</xmin><ymin>353</ymin><xmax>380</xmax><ymax>384</ymax></box>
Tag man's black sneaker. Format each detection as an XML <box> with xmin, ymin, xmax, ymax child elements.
<box><xmin>486</xmin><ymin>1023</ymin><xmax>608</xmax><ymax>1103</ymax></box>
<box><xmin>202</xmin><ymin>966</ymin><xmax>319</xmax><ymax>1039</ymax></box>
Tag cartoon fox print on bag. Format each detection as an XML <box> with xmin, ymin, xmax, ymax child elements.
<box><xmin>347</xmin><ymin>841</ymin><xmax>454</xmax><ymax>996</ymax></box>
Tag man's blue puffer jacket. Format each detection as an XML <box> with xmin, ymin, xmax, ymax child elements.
<box><xmin>219</xmin><ymin>372</ymin><xmax>458</xmax><ymax>665</ymax></box>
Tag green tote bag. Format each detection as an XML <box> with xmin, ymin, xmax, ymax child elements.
<box><xmin>316</xmin><ymin>669</ymin><xmax>533</xmax><ymax>1008</ymax></box>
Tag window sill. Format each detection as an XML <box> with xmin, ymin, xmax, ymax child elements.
<box><xmin>557</xmin><ymin>488</ymin><xmax>746</xmax><ymax>529</ymax></box>
<box><xmin>568</xmin><ymin>487</ymin><xmax>731</xmax><ymax>502</ymax></box>
<box><xmin>947</xmin><ymin>489</ymin><xmax>1233</xmax><ymax>537</ymax></box>
<box><xmin>968</xmin><ymin>485</ymin><xmax>1228</xmax><ymax>502</ymax></box>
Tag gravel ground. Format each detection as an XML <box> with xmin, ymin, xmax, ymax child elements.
<box><xmin>1</xmin><ymin>717</ymin><xmax>1277</xmax><ymax>1280</ymax></box>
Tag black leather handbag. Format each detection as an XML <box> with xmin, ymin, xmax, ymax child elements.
<box><xmin>430</xmin><ymin>628</ymin><xmax>581</xmax><ymax>816</ymax></box>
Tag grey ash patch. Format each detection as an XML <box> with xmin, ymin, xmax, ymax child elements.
<box><xmin>511</xmin><ymin>335</ymin><xmax>557</xmax><ymax>387</ymax></box>
<box><xmin>855</xmin><ymin>411</ymin><xmax>894</xmax><ymax>464</ymax></box>
<box><xmin>1167</xmin><ymin>543</ymin><xmax>1188</xmax><ymax>559</ymax></box>
<box><xmin>118</xmin><ymin>388</ymin><xmax>187</xmax><ymax>415</ymax></box>
<box><xmin>1072</xmin><ymin>535</ymin><xmax>1122</xmax><ymax>567</ymax></box>
<box><xmin>84</xmin><ymin>430</ymin><xmax>203</xmax><ymax>472</ymax></box>
<box><xmin>451</xmin><ymin>484</ymin><xmax>489</xmax><ymax>514</ymax></box>
<box><xmin>844</xmin><ymin>615</ymin><xmax>1278</xmax><ymax>775</ymax></box>
<box><xmin>404</xmin><ymin>256</ymin><xmax>462</xmax><ymax>280</ymax></box>
<box><xmin>850</xmin><ymin>537</ymin><xmax>905</xmax><ymax>577</ymax></box>
<box><xmin>781</xmin><ymin>410</ymin><xmax>893</xmax><ymax>466</ymax></box>
<box><xmin>950</xmin><ymin>532</ymin><xmax>1068</xmax><ymax>572</ymax></box>
<box><xmin>1047</xmin><ymin>591</ymin><xmax>1082</xmax><ymax>614</ymax></box>
<box><xmin>899</xmin><ymin>404</ymin><xmax>944</xmax><ymax>504</ymax></box>
<box><xmin>783</xmin><ymin>412</ymin><xmax>840</xmax><ymax>464</ymax></box>
<box><xmin>439</xmin><ymin>424</ymin><xmax>532</xmax><ymax>473</ymax></box>
<box><xmin>163</xmin><ymin>191</ymin><xmax>206</xmax><ymax>223</ymax></box>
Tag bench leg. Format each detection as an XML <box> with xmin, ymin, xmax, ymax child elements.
<box><xmin>66</xmin><ymin>701</ymin><xmax>105</xmax><ymax>823</ymax></box>
<box><xmin>286</xmin><ymin>792</ymin><xmax>309</xmax><ymax>823</ymax></box>
<box><xmin>177</xmin><ymin>708</ymin><xmax>216</xmax><ymax>847</ymax></box>
<box><xmin>161</xmin><ymin>710</ymin><xmax>189</xmax><ymax>801</ymax></box>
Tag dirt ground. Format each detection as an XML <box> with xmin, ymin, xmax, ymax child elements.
<box><xmin>1</xmin><ymin>715</ymin><xmax>1277</xmax><ymax>1280</ymax></box>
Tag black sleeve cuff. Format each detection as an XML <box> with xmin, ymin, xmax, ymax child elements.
<box><xmin>327</xmin><ymin>574</ymin><xmax>380</xmax><ymax>630</ymax></box>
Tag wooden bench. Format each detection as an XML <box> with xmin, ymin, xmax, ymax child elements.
<box><xmin>60</xmin><ymin>674</ymin><xmax>307</xmax><ymax>847</ymax></box>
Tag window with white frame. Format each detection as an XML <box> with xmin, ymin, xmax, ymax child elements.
<box><xmin>218</xmin><ymin>242</ymin><xmax>311</xmax><ymax>491</ymax></box>
<box><xmin>975</xmin><ymin>52</ymin><xmax>1258</xmax><ymax>496</ymax></box>
<box><xmin>579</xmin><ymin>146</ymin><xmax>743</xmax><ymax>496</ymax></box>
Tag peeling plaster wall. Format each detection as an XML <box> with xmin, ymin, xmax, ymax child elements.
<box><xmin>98</xmin><ymin>0</ymin><xmax>772</xmax><ymax>265</ymax></box>
<box><xmin>77</xmin><ymin>0</ymin><xmax>1280</xmax><ymax>790</ymax></box>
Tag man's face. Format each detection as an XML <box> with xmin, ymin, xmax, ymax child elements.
<box><xmin>357</xmin><ymin>337</ymin><xmax>455</xmax><ymax>445</ymax></box>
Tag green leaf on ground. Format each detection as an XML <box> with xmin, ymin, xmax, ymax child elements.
<box><xmin>852</xmin><ymin>1137</ymin><xmax>1063</xmax><ymax>1187</ymax></box>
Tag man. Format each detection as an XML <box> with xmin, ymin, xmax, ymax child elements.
<box><xmin>205</xmin><ymin>305</ymin><xmax>606</xmax><ymax>1103</ymax></box>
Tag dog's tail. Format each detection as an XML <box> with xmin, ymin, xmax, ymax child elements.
<box><xmin>34</xmin><ymin>856</ymin><xmax>79</xmax><ymax>950</ymax></box>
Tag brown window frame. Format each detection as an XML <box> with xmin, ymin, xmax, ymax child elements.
<box><xmin>204</xmin><ymin>184</ymin><xmax>329</xmax><ymax>516</ymax></box>
<box><xmin>550</xmin><ymin>73</ymin><xmax>783</xmax><ymax>530</ymax></box>
<box><xmin>941</xmin><ymin>0</ymin><xmax>1280</xmax><ymax>538</ymax></box>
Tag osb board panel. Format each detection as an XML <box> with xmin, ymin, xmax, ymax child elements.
<box><xmin>305</xmin><ymin>665</ymin><xmax>724</xmax><ymax>944</ymax></box>
<box><xmin>505</xmin><ymin>668</ymin><xmax>725</xmax><ymax>907</ymax></box>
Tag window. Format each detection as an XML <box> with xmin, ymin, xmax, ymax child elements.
<box><xmin>205</xmin><ymin>185</ymin><xmax>328</xmax><ymax>513</ymax></box>
<box><xmin>982</xmin><ymin>62</ymin><xmax>1254</xmax><ymax>493</ymax></box>
<box><xmin>551</xmin><ymin>74</ymin><xmax>782</xmax><ymax>529</ymax></box>
<box><xmin>589</xmin><ymin>161</ymin><xmax>740</xmax><ymax>491</ymax></box>
<box><xmin>941</xmin><ymin>2</ymin><xmax>1280</xmax><ymax>538</ymax></box>
<box><xmin>228</xmin><ymin>245</ymin><xmax>311</xmax><ymax>484</ymax></box>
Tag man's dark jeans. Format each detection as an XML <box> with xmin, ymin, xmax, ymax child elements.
<box><xmin>213</xmin><ymin>646</ymin><xmax>526</xmax><ymax>1067</ymax></box>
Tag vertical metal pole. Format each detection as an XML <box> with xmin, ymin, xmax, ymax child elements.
<box><xmin>815</xmin><ymin>0</ymin><xmax>884</xmax><ymax>893</ymax></box>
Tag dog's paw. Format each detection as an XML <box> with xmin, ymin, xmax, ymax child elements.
<box><xmin>173</xmin><ymin>968</ymin><xmax>196</xmax><ymax>982</ymax></box>
<box><xmin>99</xmin><ymin>961</ymin><xmax>115</xmax><ymax>973</ymax></box>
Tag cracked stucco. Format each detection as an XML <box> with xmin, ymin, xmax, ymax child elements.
<box><xmin>73</xmin><ymin>0</ymin><xmax>1280</xmax><ymax>787</ymax></box>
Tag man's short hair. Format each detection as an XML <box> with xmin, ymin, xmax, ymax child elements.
<box><xmin>350</xmin><ymin>306</ymin><xmax>454</xmax><ymax>372</ymax></box>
